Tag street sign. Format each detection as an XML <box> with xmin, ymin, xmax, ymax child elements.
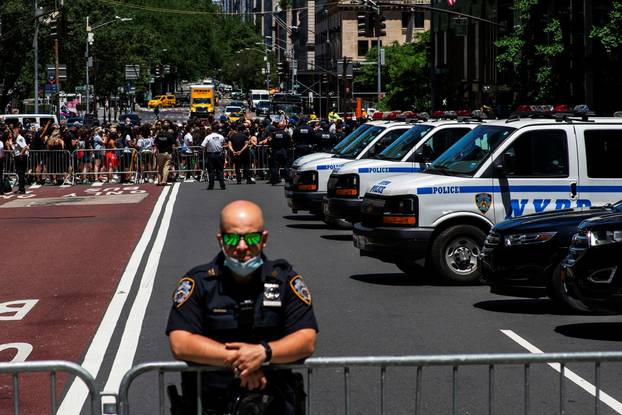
<box><xmin>46</xmin><ymin>65</ymin><xmax>67</xmax><ymax>81</ymax></box>
<box><xmin>125</xmin><ymin>65</ymin><xmax>140</xmax><ymax>80</ymax></box>
<box><xmin>75</xmin><ymin>85</ymin><xmax>86</xmax><ymax>93</ymax></box>
<box><xmin>380</xmin><ymin>49</ymin><xmax>385</xmax><ymax>66</ymax></box>
<box><xmin>308</xmin><ymin>91</ymin><xmax>313</xmax><ymax>104</ymax></box>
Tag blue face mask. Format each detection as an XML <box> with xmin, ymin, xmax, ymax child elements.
<box><xmin>223</xmin><ymin>252</ymin><xmax>264</xmax><ymax>277</ymax></box>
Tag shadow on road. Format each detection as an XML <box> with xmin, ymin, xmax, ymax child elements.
<box><xmin>350</xmin><ymin>273</ymin><xmax>446</xmax><ymax>286</ymax></box>
<box><xmin>283</xmin><ymin>215</ymin><xmax>322</xmax><ymax>221</ymax></box>
<box><xmin>473</xmin><ymin>299</ymin><xmax>588</xmax><ymax>316</ymax></box>
<box><xmin>320</xmin><ymin>234</ymin><xmax>352</xmax><ymax>241</ymax></box>
<box><xmin>286</xmin><ymin>223</ymin><xmax>331</xmax><ymax>230</ymax></box>
<box><xmin>554</xmin><ymin>322</ymin><xmax>622</xmax><ymax>341</ymax></box>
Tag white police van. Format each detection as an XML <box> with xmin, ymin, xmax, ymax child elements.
<box><xmin>286</xmin><ymin>121</ymin><xmax>411</xmax><ymax>214</ymax></box>
<box><xmin>290</xmin><ymin>122</ymin><xmax>376</xmax><ymax>171</ymax></box>
<box><xmin>353</xmin><ymin>116</ymin><xmax>622</xmax><ymax>282</ymax></box>
<box><xmin>324</xmin><ymin>120</ymin><xmax>481</xmax><ymax>224</ymax></box>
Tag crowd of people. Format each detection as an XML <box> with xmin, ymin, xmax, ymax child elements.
<box><xmin>0</xmin><ymin>111</ymin><xmax>363</xmax><ymax>194</ymax></box>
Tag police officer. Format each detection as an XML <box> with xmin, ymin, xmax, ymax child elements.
<box><xmin>291</xmin><ymin>120</ymin><xmax>315</xmax><ymax>158</ymax></box>
<box><xmin>201</xmin><ymin>126</ymin><xmax>226</xmax><ymax>190</ymax></box>
<box><xmin>155</xmin><ymin>121</ymin><xmax>176</xmax><ymax>185</ymax></box>
<box><xmin>11</xmin><ymin>125</ymin><xmax>29</xmax><ymax>194</ymax></box>
<box><xmin>167</xmin><ymin>200</ymin><xmax>318</xmax><ymax>414</ymax></box>
<box><xmin>315</xmin><ymin>121</ymin><xmax>337</xmax><ymax>153</ymax></box>
<box><xmin>262</xmin><ymin>121</ymin><xmax>291</xmax><ymax>185</ymax></box>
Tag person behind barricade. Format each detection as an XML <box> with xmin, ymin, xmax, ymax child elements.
<box><xmin>0</xmin><ymin>131</ymin><xmax>5</xmax><ymax>195</ymax></box>
<box><xmin>46</xmin><ymin>126</ymin><xmax>65</xmax><ymax>185</ymax></box>
<box><xmin>76</xmin><ymin>127</ymin><xmax>93</xmax><ymax>184</ymax></box>
<box><xmin>292</xmin><ymin>119</ymin><xmax>316</xmax><ymax>159</ymax></box>
<box><xmin>166</xmin><ymin>200</ymin><xmax>318</xmax><ymax>415</ymax></box>
<box><xmin>180</xmin><ymin>125</ymin><xmax>196</xmax><ymax>181</ymax></box>
<box><xmin>31</xmin><ymin>120</ymin><xmax>51</xmax><ymax>184</ymax></box>
<box><xmin>92</xmin><ymin>127</ymin><xmax>106</xmax><ymax>182</ymax></box>
<box><xmin>227</xmin><ymin>124</ymin><xmax>254</xmax><ymax>185</ymax></box>
<box><xmin>10</xmin><ymin>124</ymin><xmax>29</xmax><ymax>194</ymax></box>
<box><xmin>155</xmin><ymin>121</ymin><xmax>176</xmax><ymax>186</ymax></box>
<box><xmin>104</xmin><ymin>131</ymin><xmax>119</xmax><ymax>183</ymax></box>
<box><xmin>137</xmin><ymin>124</ymin><xmax>155</xmax><ymax>183</ymax></box>
<box><xmin>192</xmin><ymin>123</ymin><xmax>207</xmax><ymax>181</ymax></box>
<box><xmin>261</xmin><ymin>120</ymin><xmax>291</xmax><ymax>185</ymax></box>
<box><xmin>201</xmin><ymin>125</ymin><xmax>227</xmax><ymax>190</ymax></box>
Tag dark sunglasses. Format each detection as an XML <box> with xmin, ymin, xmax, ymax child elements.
<box><xmin>222</xmin><ymin>232</ymin><xmax>263</xmax><ymax>247</ymax></box>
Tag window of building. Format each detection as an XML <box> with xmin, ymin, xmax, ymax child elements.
<box><xmin>402</xmin><ymin>12</ymin><xmax>425</xmax><ymax>29</ymax></box>
<box><xmin>371</xmin><ymin>40</ymin><xmax>382</xmax><ymax>49</ymax></box>
<box><xmin>585</xmin><ymin>130</ymin><xmax>622</xmax><ymax>178</ymax></box>
<box><xmin>357</xmin><ymin>40</ymin><xmax>369</xmax><ymax>57</ymax></box>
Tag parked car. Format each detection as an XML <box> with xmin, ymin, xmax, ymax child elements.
<box><xmin>481</xmin><ymin>203</ymin><xmax>622</xmax><ymax>310</ymax></box>
<box><xmin>563</xmin><ymin>209</ymin><xmax>622</xmax><ymax>312</ymax></box>
<box><xmin>255</xmin><ymin>100</ymin><xmax>271</xmax><ymax>117</ymax></box>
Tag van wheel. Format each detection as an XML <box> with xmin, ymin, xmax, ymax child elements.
<box><xmin>430</xmin><ymin>225</ymin><xmax>486</xmax><ymax>283</ymax></box>
<box><xmin>549</xmin><ymin>264</ymin><xmax>590</xmax><ymax>312</ymax></box>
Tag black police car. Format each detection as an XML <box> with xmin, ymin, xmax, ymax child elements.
<box><xmin>563</xmin><ymin>211</ymin><xmax>622</xmax><ymax>312</ymax></box>
<box><xmin>481</xmin><ymin>202</ymin><xmax>622</xmax><ymax>311</ymax></box>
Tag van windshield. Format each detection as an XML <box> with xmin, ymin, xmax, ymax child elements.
<box><xmin>337</xmin><ymin>126</ymin><xmax>385</xmax><ymax>159</ymax></box>
<box><xmin>427</xmin><ymin>125</ymin><xmax>515</xmax><ymax>176</ymax></box>
<box><xmin>330</xmin><ymin>124</ymin><xmax>371</xmax><ymax>154</ymax></box>
<box><xmin>375</xmin><ymin>124</ymin><xmax>434</xmax><ymax>161</ymax></box>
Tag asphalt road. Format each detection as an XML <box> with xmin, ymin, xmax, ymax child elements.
<box><xmin>82</xmin><ymin>181</ymin><xmax>622</xmax><ymax>415</ymax></box>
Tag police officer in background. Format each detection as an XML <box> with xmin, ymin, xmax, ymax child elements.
<box><xmin>155</xmin><ymin>121</ymin><xmax>176</xmax><ymax>186</ymax></box>
<box><xmin>291</xmin><ymin>119</ymin><xmax>316</xmax><ymax>158</ymax></box>
<box><xmin>262</xmin><ymin>121</ymin><xmax>291</xmax><ymax>185</ymax></box>
<box><xmin>201</xmin><ymin>126</ymin><xmax>227</xmax><ymax>190</ymax></box>
<box><xmin>11</xmin><ymin>125</ymin><xmax>29</xmax><ymax>194</ymax></box>
<box><xmin>167</xmin><ymin>200</ymin><xmax>318</xmax><ymax>414</ymax></box>
<box><xmin>315</xmin><ymin>121</ymin><xmax>337</xmax><ymax>153</ymax></box>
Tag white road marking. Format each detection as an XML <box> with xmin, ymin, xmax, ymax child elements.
<box><xmin>57</xmin><ymin>185</ymin><xmax>172</xmax><ymax>415</ymax></box>
<box><xmin>501</xmin><ymin>329</ymin><xmax>622</xmax><ymax>414</ymax></box>
<box><xmin>91</xmin><ymin>182</ymin><xmax>103</xmax><ymax>187</ymax></box>
<box><xmin>101</xmin><ymin>182</ymin><xmax>180</xmax><ymax>405</ymax></box>
<box><xmin>28</xmin><ymin>184</ymin><xmax>41</xmax><ymax>189</ymax></box>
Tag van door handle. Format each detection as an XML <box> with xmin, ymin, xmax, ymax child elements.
<box><xmin>570</xmin><ymin>182</ymin><xmax>577</xmax><ymax>198</ymax></box>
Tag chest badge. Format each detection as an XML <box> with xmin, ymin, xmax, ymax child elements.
<box><xmin>263</xmin><ymin>283</ymin><xmax>282</xmax><ymax>307</ymax></box>
<box><xmin>476</xmin><ymin>193</ymin><xmax>492</xmax><ymax>214</ymax></box>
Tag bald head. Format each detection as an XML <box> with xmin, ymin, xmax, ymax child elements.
<box><xmin>220</xmin><ymin>200</ymin><xmax>265</xmax><ymax>234</ymax></box>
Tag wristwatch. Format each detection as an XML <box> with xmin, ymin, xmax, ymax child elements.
<box><xmin>260</xmin><ymin>341</ymin><xmax>272</xmax><ymax>363</ymax></box>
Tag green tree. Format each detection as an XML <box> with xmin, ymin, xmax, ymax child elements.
<box><xmin>357</xmin><ymin>31</ymin><xmax>430</xmax><ymax>111</ymax></box>
<box><xmin>590</xmin><ymin>1</ymin><xmax>622</xmax><ymax>54</ymax></box>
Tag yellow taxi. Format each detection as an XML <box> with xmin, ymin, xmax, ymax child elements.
<box><xmin>148</xmin><ymin>94</ymin><xmax>176</xmax><ymax>108</ymax></box>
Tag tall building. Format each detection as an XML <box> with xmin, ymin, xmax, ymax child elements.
<box><xmin>430</xmin><ymin>0</ymin><xmax>622</xmax><ymax>115</ymax></box>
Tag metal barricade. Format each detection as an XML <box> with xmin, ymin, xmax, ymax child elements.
<box><xmin>0</xmin><ymin>360</ymin><xmax>99</xmax><ymax>415</ymax></box>
<box><xmin>113</xmin><ymin>351</ymin><xmax>622</xmax><ymax>415</ymax></box>
<box><xmin>72</xmin><ymin>148</ymin><xmax>139</xmax><ymax>184</ymax></box>
<box><xmin>170</xmin><ymin>146</ymin><xmax>206</xmax><ymax>181</ymax></box>
<box><xmin>6</xmin><ymin>150</ymin><xmax>73</xmax><ymax>185</ymax></box>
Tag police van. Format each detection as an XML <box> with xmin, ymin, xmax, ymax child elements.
<box><xmin>290</xmin><ymin>122</ymin><xmax>376</xmax><ymax>171</ymax></box>
<box><xmin>324</xmin><ymin>119</ymin><xmax>481</xmax><ymax>224</ymax></box>
<box><xmin>287</xmin><ymin>121</ymin><xmax>412</xmax><ymax>215</ymax></box>
<box><xmin>353</xmin><ymin>116</ymin><xmax>622</xmax><ymax>283</ymax></box>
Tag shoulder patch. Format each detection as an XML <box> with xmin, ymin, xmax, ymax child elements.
<box><xmin>289</xmin><ymin>275</ymin><xmax>312</xmax><ymax>305</ymax></box>
<box><xmin>173</xmin><ymin>277</ymin><xmax>196</xmax><ymax>308</ymax></box>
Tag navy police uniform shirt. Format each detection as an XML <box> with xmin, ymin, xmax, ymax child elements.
<box><xmin>269</xmin><ymin>129</ymin><xmax>291</xmax><ymax>151</ymax></box>
<box><xmin>166</xmin><ymin>253</ymin><xmax>318</xmax><ymax>345</ymax></box>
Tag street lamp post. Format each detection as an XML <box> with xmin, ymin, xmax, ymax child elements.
<box><xmin>85</xmin><ymin>15</ymin><xmax>132</xmax><ymax>115</ymax></box>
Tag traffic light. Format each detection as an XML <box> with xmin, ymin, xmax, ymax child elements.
<box><xmin>50</xmin><ymin>20</ymin><xmax>58</xmax><ymax>38</ymax></box>
<box><xmin>154</xmin><ymin>65</ymin><xmax>162</xmax><ymax>77</ymax></box>
<box><xmin>357</xmin><ymin>12</ymin><xmax>374</xmax><ymax>38</ymax></box>
<box><xmin>374</xmin><ymin>13</ymin><xmax>386</xmax><ymax>37</ymax></box>
<box><xmin>277</xmin><ymin>60</ymin><xmax>290</xmax><ymax>77</ymax></box>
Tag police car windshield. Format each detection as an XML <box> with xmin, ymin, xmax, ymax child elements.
<box><xmin>375</xmin><ymin>124</ymin><xmax>434</xmax><ymax>161</ymax></box>
<box><xmin>330</xmin><ymin>124</ymin><xmax>372</xmax><ymax>154</ymax></box>
<box><xmin>429</xmin><ymin>125</ymin><xmax>515</xmax><ymax>176</ymax></box>
<box><xmin>337</xmin><ymin>126</ymin><xmax>385</xmax><ymax>159</ymax></box>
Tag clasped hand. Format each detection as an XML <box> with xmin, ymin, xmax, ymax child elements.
<box><xmin>225</xmin><ymin>342</ymin><xmax>268</xmax><ymax>390</ymax></box>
